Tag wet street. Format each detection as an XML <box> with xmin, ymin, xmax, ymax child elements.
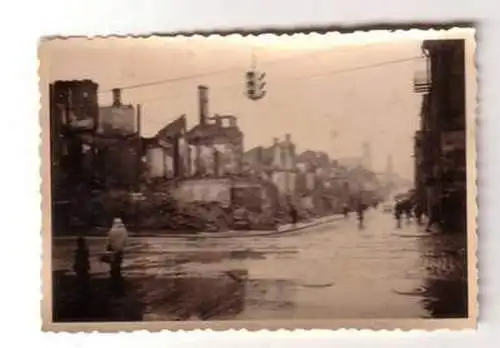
<box><xmin>52</xmin><ymin>207</ymin><xmax>468</xmax><ymax>321</ymax></box>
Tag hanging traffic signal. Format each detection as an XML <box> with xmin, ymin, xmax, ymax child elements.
<box><xmin>245</xmin><ymin>70</ymin><xmax>266</xmax><ymax>101</ymax></box>
<box><xmin>246</xmin><ymin>71</ymin><xmax>256</xmax><ymax>97</ymax></box>
<box><xmin>257</xmin><ymin>72</ymin><xmax>266</xmax><ymax>98</ymax></box>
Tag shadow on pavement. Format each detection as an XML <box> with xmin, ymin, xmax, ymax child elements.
<box><xmin>52</xmin><ymin>270</ymin><xmax>145</xmax><ymax>322</ymax></box>
<box><xmin>52</xmin><ymin>269</ymin><xmax>249</xmax><ymax>322</ymax></box>
<box><xmin>419</xmin><ymin>230</ymin><xmax>468</xmax><ymax>318</ymax></box>
<box><xmin>421</xmin><ymin>278</ymin><xmax>468</xmax><ymax>318</ymax></box>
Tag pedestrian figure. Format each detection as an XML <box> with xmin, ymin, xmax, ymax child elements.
<box><xmin>290</xmin><ymin>204</ymin><xmax>298</xmax><ymax>225</ymax></box>
<box><xmin>426</xmin><ymin>200</ymin><xmax>442</xmax><ymax>232</ymax></box>
<box><xmin>394</xmin><ymin>200</ymin><xmax>403</xmax><ymax>228</ymax></box>
<box><xmin>401</xmin><ymin>200</ymin><xmax>412</xmax><ymax>221</ymax></box>
<box><xmin>73</xmin><ymin>235</ymin><xmax>90</xmax><ymax>294</ymax></box>
<box><xmin>286</xmin><ymin>196</ymin><xmax>298</xmax><ymax>225</ymax></box>
<box><xmin>342</xmin><ymin>203</ymin><xmax>349</xmax><ymax>219</ymax></box>
<box><xmin>102</xmin><ymin>217</ymin><xmax>129</xmax><ymax>295</ymax></box>
<box><xmin>356</xmin><ymin>200</ymin><xmax>365</xmax><ymax>229</ymax></box>
<box><xmin>414</xmin><ymin>202</ymin><xmax>424</xmax><ymax>225</ymax></box>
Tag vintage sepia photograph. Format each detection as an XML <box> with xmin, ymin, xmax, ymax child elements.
<box><xmin>39</xmin><ymin>28</ymin><xmax>477</xmax><ymax>331</ymax></box>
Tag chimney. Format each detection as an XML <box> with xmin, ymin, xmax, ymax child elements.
<box><xmin>136</xmin><ymin>104</ymin><xmax>142</xmax><ymax>135</ymax></box>
<box><xmin>285</xmin><ymin>133</ymin><xmax>291</xmax><ymax>142</ymax></box>
<box><xmin>112</xmin><ymin>88</ymin><xmax>122</xmax><ymax>107</ymax></box>
<box><xmin>273</xmin><ymin>137</ymin><xmax>279</xmax><ymax>145</ymax></box>
<box><xmin>198</xmin><ymin>85</ymin><xmax>209</xmax><ymax>125</ymax></box>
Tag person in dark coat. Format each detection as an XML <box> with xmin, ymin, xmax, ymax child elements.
<box><xmin>73</xmin><ymin>235</ymin><xmax>91</xmax><ymax>297</ymax></box>
<box><xmin>394</xmin><ymin>200</ymin><xmax>403</xmax><ymax>228</ymax></box>
<box><xmin>414</xmin><ymin>201</ymin><xmax>424</xmax><ymax>225</ymax></box>
<box><xmin>290</xmin><ymin>203</ymin><xmax>298</xmax><ymax>225</ymax></box>
<box><xmin>356</xmin><ymin>200</ymin><xmax>366</xmax><ymax>223</ymax></box>
<box><xmin>401</xmin><ymin>199</ymin><xmax>413</xmax><ymax>220</ymax></box>
<box><xmin>426</xmin><ymin>199</ymin><xmax>442</xmax><ymax>232</ymax></box>
<box><xmin>342</xmin><ymin>203</ymin><xmax>350</xmax><ymax>218</ymax></box>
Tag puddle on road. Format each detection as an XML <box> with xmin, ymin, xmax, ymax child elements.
<box><xmin>52</xmin><ymin>219</ymin><xmax>468</xmax><ymax>321</ymax></box>
<box><xmin>299</xmin><ymin>282</ymin><xmax>335</xmax><ymax>288</ymax></box>
<box><xmin>392</xmin><ymin>232</ymin><xmax>468</xmax><ymax>319</ymax></box>
<box><xmin>127</xmin><ymin>248</ymin><xmax>298</xmax><ymax>265</ymax></box>
<box><xmin>52</xmin><ymin>269</ymin><xmax>298</xmax><ymax>322</ymax></box>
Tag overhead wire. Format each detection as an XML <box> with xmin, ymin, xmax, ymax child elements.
<box><xmin>131</xmin><ymin>54</ymin><xmax>424</xmax><ymax>105</ymax></box>
<box><xmin>97</xmin><ymin>40</ymin><xmax>418</xmax><ymax>94</ymax></box>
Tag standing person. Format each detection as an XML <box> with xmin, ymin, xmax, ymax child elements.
<box><xmin>73</xmin><ymin>235</ymin><xmax>90</xmax><ymax>295</ymax></box>
<box><xmin>102</xmin><ymin>217</ymin><xmax>129</xmax><ymax>293</ymax></box>
<box><xmin>289</xmin><ymin>199</ymin><xmax>298</xmax><ymax>225</ymax></box>
<box><xmin>401</xmin><ymin>199</ymin><xmax>412</xmax><ymax>221</ymax></box>
<box><xmin>356</xmin><ymin>200</ymin><xmax>365</xmax><ymax>227</ymax></box>
<box><xmin>426</xmin><ymin>199</ymin><xmax>442</xmax><ymax>232</ymax></box>
<box><xmin>394</xmin><ymin>200</ymin><xmax>403</xmax><ymax>228</ymax></box>
<box><xmin>343</xmin><ymin>203</ymin><xmax>349</xmax><ymax>218</ymax></box>
<box><xmin>414</xmin><ymin>201</ymin><xmax>424</xmax><ymax>225</ymax></box>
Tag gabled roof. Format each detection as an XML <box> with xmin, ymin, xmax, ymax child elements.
<box><xmin>156</xmin><ymin>115</ymin><xmax>187</xmax><ymax>140</ymax></box>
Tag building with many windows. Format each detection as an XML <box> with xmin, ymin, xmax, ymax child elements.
<box><xmin>243</xmin><ymin>134</ymin><xmax>298</xmax><ymax>197</ymax></box>
<box><xmin>185</xmin><ymin>86</ymin><xmax>244</xmax><ymax>177</ymax></box>
<box><xmin>413</xmin><ymin>39</ymin><xmax>467</xmax><ymax>233</ymax></box>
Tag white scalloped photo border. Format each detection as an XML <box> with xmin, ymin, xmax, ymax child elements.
<box><xmin>38</xmin><ymin>26</ymin><xmax>477</xmax><ymax>333</ymax></box>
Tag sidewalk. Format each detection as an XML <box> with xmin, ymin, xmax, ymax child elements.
<box><xmin>53</xmin><ymin>214</ymin><xmax>343</xmax><ymax>240</ymax></box>
<box><xmin>189</xmin><ymin>214</ymin><xmax>343</xmax><ymax>239</ymax></box>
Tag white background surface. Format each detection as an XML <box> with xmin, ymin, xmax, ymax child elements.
<box><xmin>0</xmin><ymin>0</ymin><xmax>497</xmax><ymax>346</ymax></box>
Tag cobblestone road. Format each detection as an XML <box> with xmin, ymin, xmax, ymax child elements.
<box><xmin>52</xmin><ymin>207</ymin><xmax>468</xmax><ymax>321</ymax></box>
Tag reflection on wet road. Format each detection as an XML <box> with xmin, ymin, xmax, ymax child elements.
<box><xmin>52</xmin><ymin>208</ymin><xmax>468</xmax><ymax>321</ymax></box>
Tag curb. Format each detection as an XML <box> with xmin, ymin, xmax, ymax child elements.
<box><xmin>147</xmin><ymin>215</ymin><xmax>343</xmax><ymax>239</ymax></box>
<box><xmin>53</xmin><ymin>215</ymin><xmax>343</xmax><ymax>241</ymax></box>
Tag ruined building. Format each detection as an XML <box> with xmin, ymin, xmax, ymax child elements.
<box><xmin>185</xmin><ymin>85</ymin><xmax>244</xmax><ymax>177</ymax></box>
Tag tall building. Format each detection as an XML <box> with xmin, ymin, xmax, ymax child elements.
<box><xmin>98</xmin><ymin>88</ymin><xmax>137</xmax><ymax>137</ymax></box>
<box><xmin>361</xmin><ymin>141</ymin><xmax>372</xmax><ymax>171</ymax></box>
<box><xmin>413</xmin><ymin>39</ymin><xmax>467</xmax><ymax>233</ymax></box>
<box><xmin>186</xmin><ymin>86</ymin><xmax>244</xmax><ymax>177</ymax></box>
<box><xmin>49</xmin><ymin>80</ymin><xmax>99</xmax><ymax>233</ymax></box>
<box><xmin>385</xmin><ymin>154</ymin><xmax>394</xmax><ymax>176</ymax></box>
<box><xmin>49</xmin><ymin>80</ymin><xmax>99</xmax><ymax>189</ymax></box>
<box><xmin>242</xmin><ymin>134</ymin><xmax>297</xmax><ymax>197</ymax></box>
<box><xmin>382</xmin><ymin>154</ymin><xmax>395</xmax><ymax>194</ymax></box>
<box><xmin>145</xmin><ymin>115</ymin><xmax>188</xmax><ymax>179</ymax></box>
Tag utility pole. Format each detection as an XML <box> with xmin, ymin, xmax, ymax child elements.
<box><xmin>133</xmin><ymin>104</ymin><xmax>142</xmax><ymax>231</ymax></box>
<box><xmin>136</xmin><ymin>104</ymin><xmax>142</xmax><ymax>193</ymax></box>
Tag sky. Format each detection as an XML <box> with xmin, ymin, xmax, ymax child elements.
<box><xmin>41</xmin><ymin>31</ymin><xmax>454</xmax><ymax>181</ymax></box>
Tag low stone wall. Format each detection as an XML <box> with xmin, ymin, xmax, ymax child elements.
<box><xmin>173</xmin><ymin>178</ymin><xmax>232</xmax><ymax>208</ymax></box>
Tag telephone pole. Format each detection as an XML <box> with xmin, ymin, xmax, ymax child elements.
<box><xmin>135</xmin><ymin>104</ymin><xmax>142</xmax><ymax>192</ymax></box>
<box><xmin>133</xmin><ymin>104</ymin><xmax>142</xmax><ymax>231</ymax></box>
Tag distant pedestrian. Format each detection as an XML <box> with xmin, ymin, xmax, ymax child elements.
<box><xmin>426</xmin><ymin>200</ymin><xmax>442</xmax><ymax>232</ymax></box>
<box><xmin>414</xmin><ymin>202</ymin><xmax>424</xmax><ymax>225</ymax></box>
<box><xmin>356</xmin><ymin>201</ymin><xmax>365</xmax><ymax>226</ymax></box>
<box><xmin>401</xmin><ymin>200</ymin><xmax>413</xmax><ymax>221</ymax></box>
<box><xmin>342</xmin><ymin>203</ymin><xmax>349</xmax><ymax>218</ymax></box>
<box><xmin>394</xmin><ymin>200</ymin><xmax>403</xmax><ymax>228</ymax></box>
<box><xmin>290</xmin><ymin>204</ymin><xmax>298</xmax><ymax>225</ymax></box>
